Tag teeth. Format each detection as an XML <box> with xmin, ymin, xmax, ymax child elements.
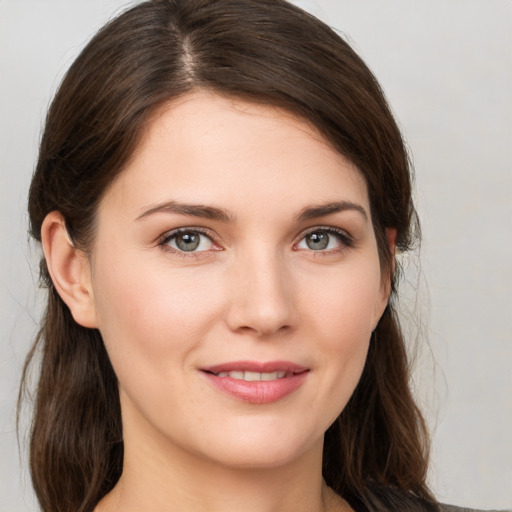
<box><xmin>216</xmin><ymin>370</ymin><xmax>288</xmax><ymax>381</ymax></box>
<box><xmin>244</xmin><ymin>371</ymin><xmax>261</xmax><ymax>381</ymax></box>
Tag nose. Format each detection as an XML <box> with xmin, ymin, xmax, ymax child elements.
<box><xmin>225</xmin><ymin>248</ymin><xmax>297</xmax><ymax>338</ymax></box>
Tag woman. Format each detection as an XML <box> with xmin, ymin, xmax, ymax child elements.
<box><xmin>20</xmin><ymin>1</ymin><xmax>486</xmax><ymax>511</ymax></box>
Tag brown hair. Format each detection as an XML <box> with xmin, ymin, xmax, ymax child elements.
<box><xmin>21</xmin><ymin>1</ymin><xmax>437</xmax><ymax>511</ymax></box>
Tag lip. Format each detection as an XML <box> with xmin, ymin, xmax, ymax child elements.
<box><xmin>202</xmin><ymin>360</ymin><xmax>308</xmax><ymax>374</ymax></box>
<box><xmin>200</xmin><ymin>360</ymin><xmax>310</xmax><ymax>404</ymax></box>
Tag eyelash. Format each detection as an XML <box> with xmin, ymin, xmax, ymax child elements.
<box><xmin>294</xmin><ymin>226</ymin><xmax>354</xmax><ymax>254</ymax></box>
<box><xmin>157</xmin><ymin>228</ymin><xmax>218</xmax><ymax>258</ymax></box>
<box><xmin>157</xmin><ymin>226</ymin><xmax>354</xmax><ymax>257</ymax></box>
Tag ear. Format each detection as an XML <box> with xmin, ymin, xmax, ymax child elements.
<box><xmin>41</xmin><ymin>211</ymin><xmax>98</xmax><ymax>328</ymax></box>
<box><xmin>373</xmin><ymin>227</ymin><xmax>397</xmax><ymax>329</ymax></box>
<box><xmin>385</xmin><ymin>227</ymin><xmax>397</xmax><ymax>277</ymax></box>
<box><xmin>381</xmin><ymin>227</ymin><xmax>397</xmax><ymax>296</ymax></box>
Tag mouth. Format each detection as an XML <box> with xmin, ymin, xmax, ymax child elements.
<box><xmin>200</xmin><ymin>361</ymin><xmax>310</xmax><ymax>404</ymax></box>
<box><xmin>207</xmin><ymin>370</ymin><xmax>295</xmax><ymax>381</ymax></box>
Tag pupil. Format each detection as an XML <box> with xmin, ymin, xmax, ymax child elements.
<box><xmin>307</xmin><ymin>232</ymin><xmax>329</xmax><ymax>250</ymax></box>
<box><xmin>177</xmin><ymin>233</ymin><xmax>200</xmax><ymax>251</ymax></box>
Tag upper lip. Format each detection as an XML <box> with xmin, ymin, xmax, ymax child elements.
<box><xmin>201</xmin><ymin>360</ymin><xmax>309</xmax><ymax>374</ymax></box>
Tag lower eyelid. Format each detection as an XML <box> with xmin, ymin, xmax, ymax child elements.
<box><xmin>296</xmin><ymin>228</ymin><xmax>353</xmax><ymax>248</ymax></box>
<box><xmin>158</xmin><ymin>229</ymin><xmax>217</xmax><ymax>251</ymax></box>
<box><xmin>157</xmin><ymin>227</ymin><xmax>353</xmax><ymax>255</ymax></box>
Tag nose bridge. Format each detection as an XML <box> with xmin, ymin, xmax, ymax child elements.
<box><xmin>226</xmin><ymin>242</ymin><xmax>296</xmax><ymax>336</ymax></box>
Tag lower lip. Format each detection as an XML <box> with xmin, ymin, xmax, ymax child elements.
<box><xmin>202</xmin><ymin>371</ymin><xmax>309</xmax><ymax>404</ymax></box>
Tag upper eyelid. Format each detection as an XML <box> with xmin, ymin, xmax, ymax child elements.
<box><xmin>157</xmin><ymin>228</ymin><xmax>219</xmax><ymax>257</ymax></box>
<box><xmin>156</xmin><ymin>225</ymin><xmax>353</xmax><ymax>248</ymax></box>
<box><xmin>297</xmin><ymin>225</ymin><xmax>352</xmax><ymax>239</ymax></box>
<box><xmin>158</xmin><ymin>226</ymin><xmax>216</xmax><ymax>243</ymax></box>
<box><xmin>294</xmin><ymin>226</ymin><xmax>355</xmax><ymax>251</ymax></box>
<box><xmin>301</xmin><ymin>225</ymin><xmax>348</xmax><ymax>233</ymax></box>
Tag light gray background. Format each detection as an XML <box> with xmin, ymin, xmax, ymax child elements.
<box><xmin>1</xmin><ymin>1</ymin><xmax>511</xmax><ymax>510</ymax></box>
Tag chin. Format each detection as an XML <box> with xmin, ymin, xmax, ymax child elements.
<box><xmin>207</xmin><ymin>445</ymin><xmax>310</xmax><ymax>470</ymax></box>
<box><xmin>190</xmin><ymin>424</ymin><xmax>322</xmax><ymax>471</ymax></box>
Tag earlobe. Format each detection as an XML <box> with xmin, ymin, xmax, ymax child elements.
<box><xmin>41</xmin><ymin>211</ymin><xmax>98</xmax><ymax>328</ymax></box>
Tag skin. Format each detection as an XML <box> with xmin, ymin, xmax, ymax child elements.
<box><xmin>42</xmin><ymin>92</ymin><xmax>393</xmax><ymax>512</ymax></box>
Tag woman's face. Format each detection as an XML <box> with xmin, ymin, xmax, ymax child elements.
<box><xmin>85</xmin><ymin>92</ymin><xmax>389</xmax><ymax>469</ymax></box>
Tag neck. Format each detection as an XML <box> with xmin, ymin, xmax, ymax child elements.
<box><xmin>97</xmin><ymin>419</ymin><xmax>347</xmax><ymax>512</ymax></box>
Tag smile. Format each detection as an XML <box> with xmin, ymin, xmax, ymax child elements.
<box><xmin>201</xmin><ymin>361</ymin><xmax>309</xmax><ymax>404</ymax></box>
<box><xmin>214</xmin><ymin>370</ymin><xmax>289</xmax><ymax>381</ymax></box>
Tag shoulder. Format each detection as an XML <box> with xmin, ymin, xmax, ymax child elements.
<box><xmin>440</xmin><ymin>505</ymin><xmax>512</xmax><ymax>512</ymax></box>
<box><xmin>350</xmin><ymin>485</ymin><xmax>511</xmax><ymax>512</ymax></box>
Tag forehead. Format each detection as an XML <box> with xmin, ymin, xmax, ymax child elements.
<box><xmin>102</xmin><ymin>92</ymin><xmax>370</xmax><ymax>218</ymax></box>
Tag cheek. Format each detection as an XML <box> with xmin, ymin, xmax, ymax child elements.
<box><xmin>301</xmin><ymin>259</ymin><xmax>382</xmax><ymax>409</ymax></box>
<box><xmin>91</xmin><ymin>253</ymin><xmax>223</xmax><ymax>374</ymax></box>
<box><xmin>305</xmin><ymin>258</ymin><xmax>383</xmax><ymax>341</ymax></box>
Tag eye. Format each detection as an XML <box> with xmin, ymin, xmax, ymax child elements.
<box><xmin>295</xmin><ymin>228</ymin><xmax>352</xmax><ymax>252</ymax></box>
<box><xmin>161</xmin><ymin>229</ymin><xmax>215</xmax><ymax>253</ymax></box>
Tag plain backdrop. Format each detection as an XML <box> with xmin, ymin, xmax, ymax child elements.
<box><xmin>1</xmin><ymin>1</ymin><xmax>511</xmax><ymax>510</ymax></box>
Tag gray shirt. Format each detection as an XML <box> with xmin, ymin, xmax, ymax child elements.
<box><xmin>441</xmin><ymin>505</ymin><xmax>511</xmax><ymax>512</ymax></box>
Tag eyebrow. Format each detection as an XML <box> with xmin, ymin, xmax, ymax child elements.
<box><xmin>135</xmin><ymin>199</ymin><xmax>368</xmax><ymax>224</ymax></box>
<box><xmin>294</xmin><ymin>201</ymin><xmax>368</xmax><ymax>222</ymax></box>
<box><xmin>135</xmin><ymin>200</ymin><xmax>233</xmax><ymax>223</ymax></box>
